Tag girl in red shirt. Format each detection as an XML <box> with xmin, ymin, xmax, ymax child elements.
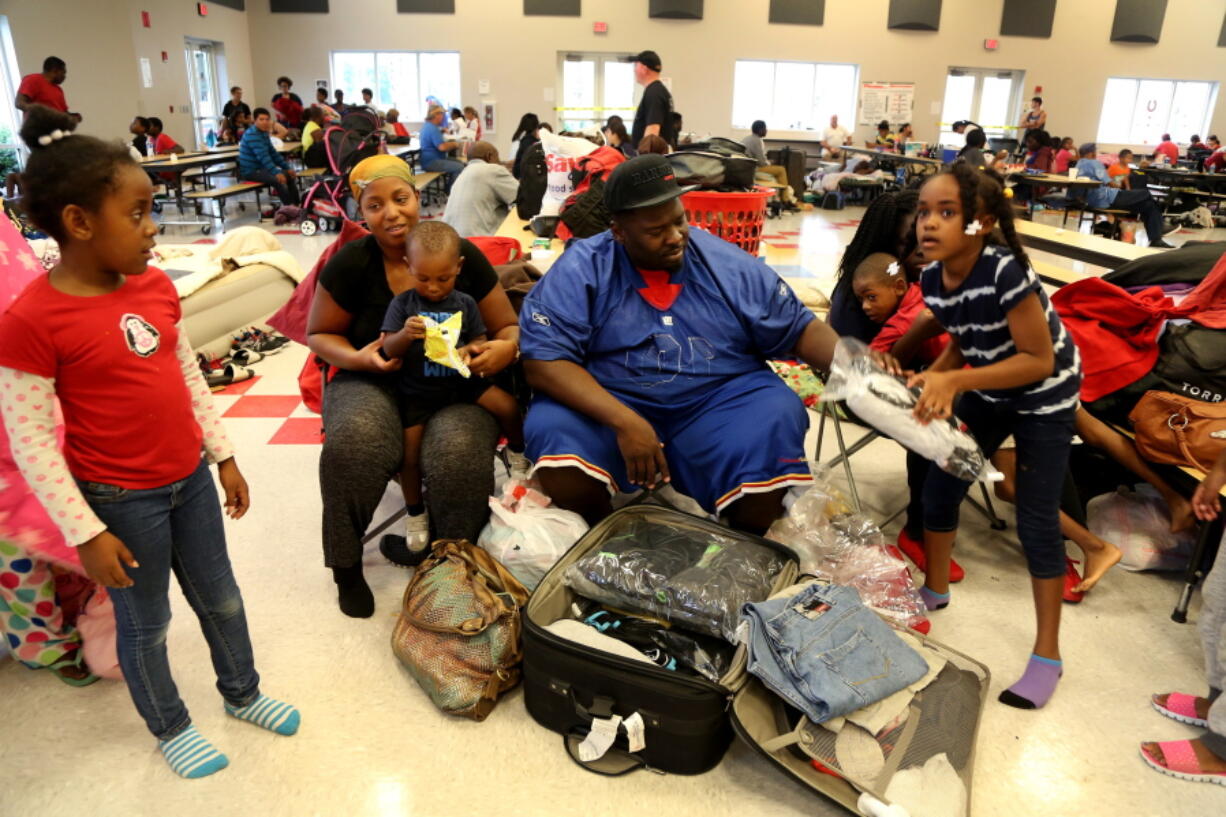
<box><xmin>0</xmin><ymin>108</ymin><xmax>298</xmax><ymax>780</ymax></box>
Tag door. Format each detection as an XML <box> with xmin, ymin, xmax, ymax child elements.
<box><xmin>558</xmin><ymin>52</ymin><xmax>638</xmax><ymax>133</ymax></box>
<box><xmin>938</xmin><ymin>67</ymin><xmax>1025</xmax><ymax>146</ymax></box>
<box><xmin>184</xmin><ymin>39</ymin><xmax>222</xmax><ymax>150</ymax></box>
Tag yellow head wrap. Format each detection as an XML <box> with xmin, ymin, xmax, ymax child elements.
<box><xmin>349</xmin><ymin>154</ymin><xmax>417</xmax><ymax>201</ymax></box>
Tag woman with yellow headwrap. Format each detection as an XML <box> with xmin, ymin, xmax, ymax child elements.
<box><xmin>307</xmin><ymin>154</ymin><xmax>521</xmax><ymax>618</ymax></box>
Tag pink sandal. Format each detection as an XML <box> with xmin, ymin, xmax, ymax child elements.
<box><xmin>1140</xmin><ymin>740</ymin><xmax>1226</xmax><ymax>786</ymax></box>
<box><xmin>1152</xmin><ymin>692</ymin><xmax>1209</xmax><ymax>728</ymax></box>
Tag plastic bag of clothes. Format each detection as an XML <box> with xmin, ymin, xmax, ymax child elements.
<box><xmin>767</xmin><ymin>473</ymin><xmax>928</xmax><ymax>631</ymax></box>
<box><xmin>539</xmin><ymin>128</ymin><xmax>598</xmax><ymax>217</ymax></box>
<box><xmin>478</xmin><ymin>480</ymin><xmax>588</xmax><ymax>590</ymax></box>
<box><xmin>821</xmin><ymin>338</ymin><xmax>1001</xmax><ymax>483</ymax></box>
<box><xmin>1087</xmin><ymin>485</ymin><xmax>1194</xmax><ymax>572</ymax></box>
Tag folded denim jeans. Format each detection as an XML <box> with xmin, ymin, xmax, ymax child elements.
<box><xmin>742</xmin><ymin>584</ymin><xmax>929</xmax><ymax>723</ymax></box>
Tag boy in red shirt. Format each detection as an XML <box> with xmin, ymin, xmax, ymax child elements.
<box><xmin>1154</xmin><ymin>134</ymin><xmax>1179</xmax><ymax>165</ymax></box>
<box><xmin>147</xmin><ymin>117</ymin><xmax>185</xmax><ymax>155</ymax></box>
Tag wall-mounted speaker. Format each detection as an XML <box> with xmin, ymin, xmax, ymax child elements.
<box><xmin>210</xmin><ymin>0</ymin><xmax>245</xmax><ymax>10</ymax></box>
<box><xmin>270</xmin><ymin>0</ymin><xmax>327</xmax><ymax>12</ymax></box>
<box><xmin>887</xmin><ymin>0</ymin><xmax>941</xmax><ymax>32</ymax></box>
<box><xmin>769</xmin><ymin>0</ymin><xmax>825</xmax><ymax>26</ymax></box>
<box><xmin>1110</xmin><ymin>0</ymin><xmax>1167</xmax><ymax>44</ymax></box>
<box><xmin>649</xmin><ymin>0</ymin><xmax>703</xmax><ymax>20</ymax></box>
<box><xmin>524</xmin><ymin>0</ymin><xmax>580</xmax><ymax>15</ymax></box>
<box><xmin>398</xmin><ymin>0</ymin><xmax>455</xmax><ymax>12</ymax></box>
<box><xmin>1001</xmin><ymin>0</ymin><xmax>1055</xmax><ymax>38</ymax></box>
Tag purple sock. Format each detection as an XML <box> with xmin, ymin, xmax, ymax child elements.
<box><xmin>999</xmin><ymin>654</ymin><xmax>1063</xmax><ymax>709</ymax></box>
<box><xmin>919</xmin><ymin>585</ymin><xmax>950</xmax><ymax>611</ymax></box>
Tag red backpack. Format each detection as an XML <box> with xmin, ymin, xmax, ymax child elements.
<box><xmin>556</xmin><ymin>146</ymin><xmax>627</xmax><ymax>242</ymax></box>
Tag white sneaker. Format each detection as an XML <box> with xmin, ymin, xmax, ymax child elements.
<box><xmin>506</xmin><ymin>450</ymin><xmax>532</xmax><ymax>480</ymax></box>
<box><xmin>404</xmin><ymin>513</ymin><xmax>429</xmax><ymax>552</ymax></box>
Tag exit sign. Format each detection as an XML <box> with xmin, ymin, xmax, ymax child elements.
<box><xmin>197</xmin><ymin>3</ymin><xmax>208</xmax><ymax>16</ymax></box>
<box><xmin>593</xmin><ymin>21</ymin><xmax>608</xmax><ymax>33</ymax></box>
<box><xmin>983</xmin><ymin>38</ymin><xmax>998</xmax><ymax>50</ymax></box>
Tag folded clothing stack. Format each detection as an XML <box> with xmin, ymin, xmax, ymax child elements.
<box><xmin>741</xmin><ymin>583</ymin><xmax>929</xmax><ymax>724</ymax></box>
<box><xmin>563</xmin><ymin>516</ymin><xmax>786</xmax><ymax>641</ymax></box>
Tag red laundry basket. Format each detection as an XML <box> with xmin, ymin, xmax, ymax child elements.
<box><xmin>680</xmin><ymin>187</ymin><xmax>772</xmax><ymax>255</ymax></box>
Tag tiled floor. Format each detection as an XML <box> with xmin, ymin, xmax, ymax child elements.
<box><xmin>3</xmin><ymin>201</ymin><xmax>1225</xmax><ymax>817</ymax></box>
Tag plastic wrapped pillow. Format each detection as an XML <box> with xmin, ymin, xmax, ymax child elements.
<box><xmin>821</xmin><ymin>338</ymin><xmax>1001</xmax><ymax>483</ymax></box>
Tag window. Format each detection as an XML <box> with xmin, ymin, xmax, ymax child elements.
<box><xmin>0</xmin><ymin>16</ymin><xmax>24</xmax><ymax>174</ymax></box>
<box><xmin>557</xmin><ymin>53</ymin><xmax>638</xmax><ymax>133</ymax></box>
<box><xmin>330</xmin><ymin>51</ymin><xmax>460</xmax><ymax>121</ymax></box>
<box><xmin>1096</xmin><ymin>77</ymin><xmax>1219</xmax><ymax>145</ymax></box>
<box><xmin>731</xmin><ymin>60</ymin><xmax>857</xmax><ymax>133</ymax></box>
<box><xmin>937</xmin><ymin>68</ymin><xmax>1025</xmax><ymax>146</ymax></box>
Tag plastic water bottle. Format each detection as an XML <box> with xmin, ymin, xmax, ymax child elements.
<box><xmin>206</xmin><ymin>129</ymin><xmax>217</xmax><ymax>148</ymax></box>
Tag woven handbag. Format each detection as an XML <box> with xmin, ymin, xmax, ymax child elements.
<box><xmin>391</xmin><ymin>539</ymin><xmax>530</xmax><ymax>721</ymax></box>
<box><xmin>1129</xmin><ymin>390</ymin><xmax>1226</xmax><ymax>475</ymax></box>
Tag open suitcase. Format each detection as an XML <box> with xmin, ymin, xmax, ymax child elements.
<box><xmin>522</xmin><ymin>505</ymin><xmax>991</xmax><ymax>816</ymax></box>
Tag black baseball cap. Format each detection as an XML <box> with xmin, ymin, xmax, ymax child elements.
<box><xmin>604</xmin><ymin>154</ymin><xmax>696</xmax><ymax>214</ymax></box>
<box><xmin>626</xmin><ymin>50</ymin><xmax>662</xmax><ymax>72</ymax></box>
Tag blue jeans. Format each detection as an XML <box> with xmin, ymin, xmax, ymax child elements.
<box><xmin>425</xmin><ymin>157</ymin><xmax>465</xmax><ymax>192</ymax></box>
<box><xmin>923</xmin><ymin>392</ymin><xmax>1075</xmax><ymax>579</ymax></box>
<box><xmin>241</xmin><ymin>167</ymin><xmax>300</xmax><ymax>206</ymax></box>
<box><xmin>1111</xmin><ymin>189</ymin><xmax>1166</xmax><ymax>245</ymax></box>
<box><xmin>742</xmin><ymin>584</ymin><xmax>929</xmax><ymax>723</ymax></box>
<box><xmin>80</xmin><ymin>459</ymin><xmax>259</xmax><ymax>740</ymax></box>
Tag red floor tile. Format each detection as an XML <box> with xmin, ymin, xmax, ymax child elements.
<box><xmin>192</xmin><ymin>238</ymin><xmax>218</xmax><ymax>244</ymax></box>
<box><xmin>767</xmin><ymin>243</ymin><xmax>801</xmax><ymax>249</ymax></box>
<box><xmin>268</xmin><ymin>417</ymin><xmax>324</xmax><ymax>445</ymax></box>
<box><xmin>212</xmin><ymin>375</ymin><xmax>261</xmax><ymax>396</ymax></box>
<box><xmin>222</xmin><ymin>395</ymin><xmax>302</xmax><ymax>418</ymax></box>
<box><xmin>274</xmin><ymin>229</ymin><xmax>300</xmax><ymax>235</ymax></box>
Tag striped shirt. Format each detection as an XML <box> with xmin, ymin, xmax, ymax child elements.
<box><xmin>921</xmin><ymin>245</ymin><xmax>1080</xmax><ymax>415</ymax></box>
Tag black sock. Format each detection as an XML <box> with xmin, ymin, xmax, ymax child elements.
<box><xmin>406</xmin><ymin>503</ymin><xmax>425</xmax><ymax>517</ymax></box>
<box><xmin>331</xmin><ymin>564</ymin><xmax>374</xmax><ymax>618</ymax></box>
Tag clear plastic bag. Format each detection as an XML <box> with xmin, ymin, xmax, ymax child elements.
<box><xmin>477</xmin><ymin>479</ymin><xmax>589</xmax><ymax>590</ymax></box>
<box><xmin>563</xmin><ymin>515</ymin><xmax>787</xmax><ymax>641</ymax></box>
<box><xmin>1087</xmin><ymin>484</ymin><xmax>1194</xmax><ymax>572</ymax></box>
<box><xmin>767</xmin><ymin>472</ymin><xmax>928</xmax><ymax>630</ymax></box>
<box><xmin>821</xmin><ymin>338</ymin><xmax>1001</xmax><ymax>483</ymax></box>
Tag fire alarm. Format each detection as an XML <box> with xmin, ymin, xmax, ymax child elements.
<box><xmin>197</xmin><ymin>3</ymin><xmax>208</xmax><ymax>16</ymax></box>
<box><xmin>161</xmin><ymin>51</ymin><xmax>168</xmax><ymax>62</ymax></box>
<box><xmin>1035</xmin><ymin>85</ymin><xmax>1043</xmax><ymax>94</ymax></box>
<box><xmin>593</xmin><ymin>21</ymin><xmax>608</xmax><ymax>34</ymax></box>
<box><xmin>141</xmin><ymin>11</ymin><xmax>150</xmax><ymax>27</ymax></box>
<box><xmin>983</xmin><ymin>38</ymin><xmax>998</xmax><ymax>50</ymax></box>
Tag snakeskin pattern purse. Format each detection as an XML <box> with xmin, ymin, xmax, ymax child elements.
<box><xmin>391</xmin><ymin>539</ymin><xmax>531</xmax><ymax>721</ymax></box>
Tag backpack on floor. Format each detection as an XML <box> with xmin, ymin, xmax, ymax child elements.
<box><xmin>516</xmin><ymin>141</ymin><xmax>549</xmax><ymax>220</ymax></box>
<box><xmin>557</xmin><ymin>146</ymin><xmax>627</xmax><ymax>242</ymax></box>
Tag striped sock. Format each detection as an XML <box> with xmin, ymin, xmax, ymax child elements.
<box><xmin>224</xmin><ymin>694</ymin><xmax>300</xmax><ymax>736</ymax></box>
<box><xmin>158</xmin><ymin>725</ymin><xmax>229</xmax><ymax>779</ymax></box>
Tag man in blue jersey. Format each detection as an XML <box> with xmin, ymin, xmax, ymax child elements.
<box><xmin>519</xmin><ymin>154</ymin><xmax>842</xmax><ymax>533</ymax></box>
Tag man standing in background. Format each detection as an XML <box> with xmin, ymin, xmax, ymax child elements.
<box><xmin>15</xmin><ymin>56</ymin><xmax>79</xmax><ymax>122</ymax></box>
<box><xmin>628</xmin><ymin>50</ymin><xmax>674</xmax><ymax>148</ymax></box>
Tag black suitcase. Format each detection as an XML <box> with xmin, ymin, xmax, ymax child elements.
<box><xmin>522</xmin><ymin>504</ymin><xmax>798</xmax><ymax>775</ymax></box>
<box><xmin>770</xmin><ymin>145</ymin><xmax>808</xmax><ymax>201</ymax></box>
<box><xmin>522</xmin><ymin>504</ymin><xmax>992</xmax><ymax>813</ymax></box>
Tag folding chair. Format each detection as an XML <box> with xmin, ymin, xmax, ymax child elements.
<box><xmin>813</xmin><ymin>398</ymin><xmax>1006</xmax><ymax>530</ymax></box>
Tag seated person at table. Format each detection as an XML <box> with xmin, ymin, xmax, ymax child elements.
<box><xmin>637</xmin><ymin>134</ymin><xmax>670</xmax><ymax>156</ymax></box>
<box><xmin>129</xmin><ymin>116</ymin><xmax>149</xmax><ymax>157</ymax></box>
<box><xmin>238</xmin><ymin>108</ymin><xmax>299</xmax><ymax>206</ymax></box>
<box><xmin>301</xmin><ymin>106</ymin><xmax>326</xmax><ymax>168</ymax></box>
<box><xmin>896</xmin><ymin>122</ymin><xmax>914</xmax><ymax>146</ymax></box>
<box><xmin>1023</xmin><ymin>129</ymin><xmax>1053</xmax><ymax>172</ymax></box>
<box><xmin>380</xmin><ymin>222</ymin><xmax>528</xmax><ymax>550</ymax></box>
<box><xmin>1073</xmin><ymin>143</ymin><xmax>1172</xmax><ymax>247</ymax></box>
<box><xmin>219</xmin><ymin>110</ymin><xmax>250</xmax><ymax>145</ymax></box>
<box><xmin>742</xmin><ymin>120</ymin><xmax>798</xmax><ymax>208</ymax></box>
<box><xmin>147</xmin><ymin>117</ymin><xmax>184</xmax><ymax>155</ymax></box>
<box><xmin>1154</xmin><ymin>133</ymin><xmax>1179</xmax><ymax>165</ymax></box>
<box><xmin>868</xmin><ymin>119</ymin><xmax>895</xmax><ymax>149</ymax></box>
<box><xmin>441</xmin><ymin>141</ymin><xmax>520</xmax><ymax>237</ymax></box>
<box><xmin>383</xmin><ymin>109</ymin><xmax>412</xmax><ymax>143</ymax></box>
<box><xmin>1108</xmin><ymin>149</ymin><xmax>1133</xmax><ymax>189</ymax></box>
<box><xmin>332</xmin><ymin>89</ymin><xmax>348</xmax><ymax>116</ymax></box>
<box><xmin>313</xmin><ymin>87</ymin><xmax>340</xmax><ymax>124</ymax></box>
<box><xmin>420</xmin><ymin>105</ymin><xmax>465</xmax><ymax>192</ymax></box>
<box><xmin>520</xmin><ymin>154</ymin><xmax>843</xmax><ymax>533</ymax></box>
<box><xmin>1204</xmin><ymin>135</ymin><xmax>1224</xmax><ymax>172</ymax></box>
<box><xmin>957</xmin><ymin>128</ymin><xmax>990</xmax><ymax>168</ymax></box>
<box><xmin>271</xmin><ymin>76</ymin><xmax>303</xmax><ymax>131</ymax></box>
<box><xmin>1052</xmin><ymin>136</ymin><xmax>1076</xmax><ymax>174</ymax></box>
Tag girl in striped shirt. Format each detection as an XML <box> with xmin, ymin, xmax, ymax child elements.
<box><xmin>909</xmin><ymin>163</ymin><xmax>1081</xmax><ymax>710</ymax></box>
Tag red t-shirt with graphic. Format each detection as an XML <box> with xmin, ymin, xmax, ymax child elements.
<box><xmin>17</xmin><ymin>73</ymin><xmax>67</xmax><ymax>113</ymax></box>
<box><xmin>0</xmin><ymin>268</ymin><xmax>202</xmax><ymax>488</ymax></box>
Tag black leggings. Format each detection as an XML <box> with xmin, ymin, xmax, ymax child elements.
<box><xmin>319</xmin><ymin>373</ymin><xmax>498</xmax><ymax>568</ymax></box>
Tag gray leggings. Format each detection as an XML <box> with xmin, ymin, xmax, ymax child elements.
<box><xmin>1200</xmin><ymin>536</ymin><xmax>1226</xmax><ymax>756</ymax></box>
<box><xmin>319</xmin><ymin>373</ymin><xmax>498</xmax><ymax>568</ymax></box>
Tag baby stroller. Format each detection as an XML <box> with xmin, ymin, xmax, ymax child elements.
<box><xmin>299</xmin><ymin>109</ymin><xmax>386</xmax><ymax>236</ymax></box>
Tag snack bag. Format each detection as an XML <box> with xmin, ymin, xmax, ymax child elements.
<box><xmin>422</xmin><ymin>312</ymin><xmax>470</xmax><ymax>378</ymax></box>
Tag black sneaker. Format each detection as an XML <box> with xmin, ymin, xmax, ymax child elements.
<box><xmin>1150</xmin><ymin>239</ymin><xmax>1175</xmax><ymax>249</ymax></box>
<box><xmin>379</xmin><ymin>534</ymin><xmax>432</xmax><ymax>568</ymax></box>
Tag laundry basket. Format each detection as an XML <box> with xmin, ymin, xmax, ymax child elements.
<box><xmin>681</xmin><ymin>187</ymin><xmax>772</xmax><ymax>255</ymax></box>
